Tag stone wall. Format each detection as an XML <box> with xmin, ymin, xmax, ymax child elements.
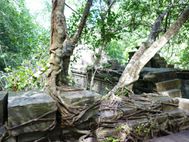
<box><xmin>1</xmin><ymin>90</ymin><xmax>189</xmax><ymax>141</ymax></box>
<box><xmin>0</xmin><ymin>90</ymin><xmax>101</xmax><ymax>142</ymax></box>
<box><xmin>0</xmin><ymin>91</ymin><xmax>58</xmax><ymax>142</ymax></box>
<box><xmin>71</xmin><ymin>68</ymin><xmax>119</xmax><ymax>94</ymax></box>
<box><xmin>72</xmin><ymin>67</ymin><xmax>189</xmax><ymax>98</ymax></box>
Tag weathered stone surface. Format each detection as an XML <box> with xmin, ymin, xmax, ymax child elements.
<box><xmin>17</xmin><ymin>126</ymin><xmax>62</xmax><ymax>142</ymax></box>
<box><xmin>0</xmin><ymin>126</ymin><xmax>5</xmax><ymax>139</ymax></box>
<box><xmin>4</xmin><ymin>136</ymin><xmax>17</xmax><ymax>142</ymax></box>
<box><xmin>148</xmin><ymin>130</ymin><xmax>189</xmax><ymax>142</ymax></box>
<box><xmin>177</xmin><ymin>98</ymin><xmax>189</xmax><ymax>112</ymax></box>
<box><xmin>72</xmin><ymin>67</ymin><xmax>182</xmax><ymax>95</ymax></box>
<box><xmin>133</xmin><ymin>80</ymin><xmax>156</xmax><ymax>94</ymax></box>
<box><xmin>60</xmin><ymin>90</ymin><xmax>101</xmax><ymax>105</ymax></box>
<box><xmin>59</xmin><ymin>90</ymin><xmax>101</xmax><ymax>127</ymax></box>
<box><xmin>141</xmin><ymin>68</ymin><xmax>177</xmax><ymax>82</ymax></box>
<box><xmin>96</xmin><ymin>124</ymin><xmax>130</xmax><ymax>142</ymax></box>
<box><xmin>0</xmin><ymin>91</ymin><xmax>8</xmax><ymax>125</ymax></box>
<box><xmin>72</xmin><ymin>69</ymin><xmax>118</xmax><ymax>94</ymax></box>
<box><xmin>7</xmin><ymin>91</ymin><xmax>57</xmax><ymax>136</ymax></box>
<box><xmin>132</xmin><ymin>68</ymin><xmax>179</xmax><ymax>94</ymax></box>
<box><xmin>96</xmin><ymin>94</ymin><xmax>189</xmax><ymax>141</ymax></box>
<box><xmin>71</xmin><ymin>71</ymin><xmax>88</xmax><ymax>89</ymax></box>
<box><xmin>156</xmin><ymin>79</ymin><xmax>181</xmax><ymax>92</ymax></box>
<box><xmin>182</xmin><ymin>80</ymin><xmax>189</xmax><ymax>98</ymax></box>
<box><xmin>176</xmin><ymin>71</ymin><xmax>189</xmax><ymax>80</ymax></box>
<box><xmin>90</xmin><ymin>78</ymin><xmax>114</xmax><ymax>94</ymax></box>
<box><xmin>160</xmin><ymin>89</ymin><xmax>182</xmax><ymax>98</ymax></box>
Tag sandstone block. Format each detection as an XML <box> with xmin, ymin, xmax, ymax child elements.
<box><xmin>141</xmin><ymin>68</ymin><xmax>177</xmax><ymax>82</ymax></box>
<box><xmin>160</xmin><ymin>89</ymin><xmax>182</xmax><ymax>98</ymax></box>
<box><xmin>7</xmin><ymin>91</ymin><xmax>57</xmax><ymax>136</ymax></box>
<box><xmin>156</xmin><ymin>79</ymin><xmax>181</xmax><ymax>92</ymax></box>
<box><xmin>177</xmin><ymin>98</ymin><xmax>189</xmax><ymax>112</ymax></box>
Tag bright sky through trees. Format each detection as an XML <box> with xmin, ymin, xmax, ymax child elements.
<box><xmin>25</xmin><ymin>0</ymin><xmax>75</xmax><ymax>28</ymax></box>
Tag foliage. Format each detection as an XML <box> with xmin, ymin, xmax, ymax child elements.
<box><xmin>68</xmin><ymin>0</ymin><xmax>189</xmax><ymax>66</ymax></box>
<box><xmin>0</xmin><ymin>0</ymin><xmax>50</xmax><ymax>91</ymax></box>
<box><xmin>0</xmin><ymin>0</ymin><xmax>40</xmax><ymax>69</ymax></box>
<box><xmin>67</xmin><ymin>1</ymin><xmax>126</xmax><ymax>64</ymax></box>
<box><xmin>135</xmin><ymin>123</ymin><xmax>150</xmax><ymax>137</ymax></box>
<box><xmin>103</xmin><ymin>137</ymin><xmax>119</xmax><ymax>142</ymax></box>
<box><xmin>179</xmin><ymin>47</ymin><xmax>189</xmax><ymax>69</ymax></box>
<box><xmin>161</xmin><ymin>25</ymin><xmax>189</xmax><ymax>69</ymax></box>
<box><xmin>3</xmin><ymin>39</ymin><xmax>49</xmax><ymax>91</ymax></box>
<box><xmin>105</xmin><ymin>40</ymin><xmax>130</xmax><ymax>64</ymax></box>
<box><xmin>1</xmin><ymin>0</ymin><xmax>189</xmax><ymax>91</ymax></box>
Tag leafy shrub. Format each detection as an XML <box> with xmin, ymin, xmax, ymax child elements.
<box><xmin>3</xmin><ymin>44</ymin><xmax>49</xmax><ymax>91</ymax></box>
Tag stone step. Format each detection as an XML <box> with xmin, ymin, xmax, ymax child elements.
<box><xmin>156</xmin><ymin>79</ymin><xmax>181</xmax><ymax>92</ymax></box>
<box><xmin>159</xmin><ymin>89</ymin><xmax>182</xmax><ymax>98</ymax></box>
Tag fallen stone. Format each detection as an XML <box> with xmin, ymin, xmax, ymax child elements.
<box><xmin>0</xmin><ymin>91</ymin><xmax>8</xmax><ymax>125</ymax></box>
<box><xmin>177</xmin><ymin>98</ymin><xmax>189</xmax><ymax>112</ymax></box>
<box><xmin>7</xmin><ymin>90</ymin><xmax>57</xmax><ymax>136</ymax></box>
<box><xmin>156</xmin><ymin>79</ymin><xmax>181</xmax><ymax>92</ymax></box>
<box><xmin>133</xmin><ymin>80</ymin><xmax>156</xmax><ymax>94</ymax></box>
<box><xmin>176</xmin><ymin>71</ymin><xmax>189</xmax><ymax>80</ymax></box>
<box><xmin>141</xmin><ymin>68</ymin><xmax>177</xmax><ymax>82</ymax></box>
<box><xmin>60</xmin><ymin>90</ymin><xmax>101</xmax><ymax>105</ymax></box>
<box><xmin>0</xmin><ymin>126</ymin><xmax>5</xmax><ymax>139</ymax></box>
<box><xmin>96</xmin><ymin>124</ymin><xmax>130</xmax><ymax>142</ymax></box>
<box><xmin>17</xmin><ymin>126</ymin><xmax>62</xmax><ymax>142</ymax></box>
<box><xmin>160</xmin><ymin>89</ymin><xmax>182</xmax><ymax>98</ymax></box>
<box><xmin>59</xmin><ymin>90</ymin><xmax>101</xmax><ymax>127</ymax></box>
<box><xmin>182</xmin><ymin>80</ymin><xmax>189</xmax><ymax>98</ymax></box>
<box><xmin>96</xmin><ymin>94</ymin><xmax>189</xmax><ymax>141</ymax></box>
<box><xmin>4</xmin><ymin>136</ymin><xmax>17</xmax><ymax>142</ymax></box>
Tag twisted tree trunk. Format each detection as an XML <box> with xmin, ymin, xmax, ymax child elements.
<box><xmin>47</xmin><ymin>0</ymin><xmax>92</xmax><ymax>91</ymax></box>
<box><xmin>46</xmin><ymin>0</ymin><xmax>93</xmax><ymax>127</ymax></box>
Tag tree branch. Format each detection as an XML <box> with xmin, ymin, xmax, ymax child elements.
<box><xmin>147</xmin><ymin>11</ymin><xmax>168</xmax><ymax>43</ymax></box>
<box><xmin>65</xmin><ymin>2</ymin><xmax>81</xmax><ymax>16</ymax></box>
<box><xmin>103</xmin><ymin>0</ymin><xmax>116</xmax><ymax>18</ymax></box>
<box><xmin>72</xmin><ymin>0</ymin><xmax>93</xmax><ymax>44</ymax></box>
<box><xmin>108</xmin><ymin>5</ymin><xmax>189</xmax><ymax>96</ymax></box>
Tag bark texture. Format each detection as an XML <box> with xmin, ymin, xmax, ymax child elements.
<box><xmin>46</xmin><ymin>0</ymin><xmax>93</xmax><ymax>127</ymax></box>
<box><xmin>108</xmin><ymin>5</ymin><xmax>189</xmax><ymax>96</ymax></box>
<box><xmin>48</xmin><ymin>0</ymin><xmax>93</xmax><ymax>88</ymax></box>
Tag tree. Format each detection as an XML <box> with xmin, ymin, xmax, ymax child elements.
<box><xmin>47</xmin><ymin>0</ymin><xmax>93</xmax><ymax>89</ymax></box>
<box><xmin>87</xmin><ymin>0</ymin><xmax>122</xmax><ymax>90</ymax></box>
<box><xmin>44</xmin><ymin>0</ymin><xmax>189</xmax><ymax>128</ymax></box>
<box><xmin>108</xmin><ymin>5</ymin><xmax>189</xmax><ymax>97</ymax></box>
<box><xmin>46</xmin><ymin>0</ymin><xmax>93</xmax><ymax>114</ymax></box>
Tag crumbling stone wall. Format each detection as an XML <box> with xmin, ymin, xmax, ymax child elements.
<box><xmin>1</xmin><ymin>90</ymin><xmax>189</xmax><ymax>142</ymax></box>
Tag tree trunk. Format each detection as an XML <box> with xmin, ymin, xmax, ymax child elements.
<box><xmin>46</xmin><ymin>0</ymin><xmax>93</xmax><ymax>127</ymax></box>
<box><xmin>47</xmin><ymin>0</ymin><xmax>93</xmax><ymax>88</ymax></box>
<box><xmin>47</xmin><ymin>0</ymin><xmax>67</xmax><ymax>89</ymax></box>
<box><xmin>61</xmin><ymin>0</ymin><xmax>93</xmax><ymax>84</ymax></box>
<box><xmin>108</xmin><ymin>5</ymin><xmax>189</xmax><ymax>96</ymax></box>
